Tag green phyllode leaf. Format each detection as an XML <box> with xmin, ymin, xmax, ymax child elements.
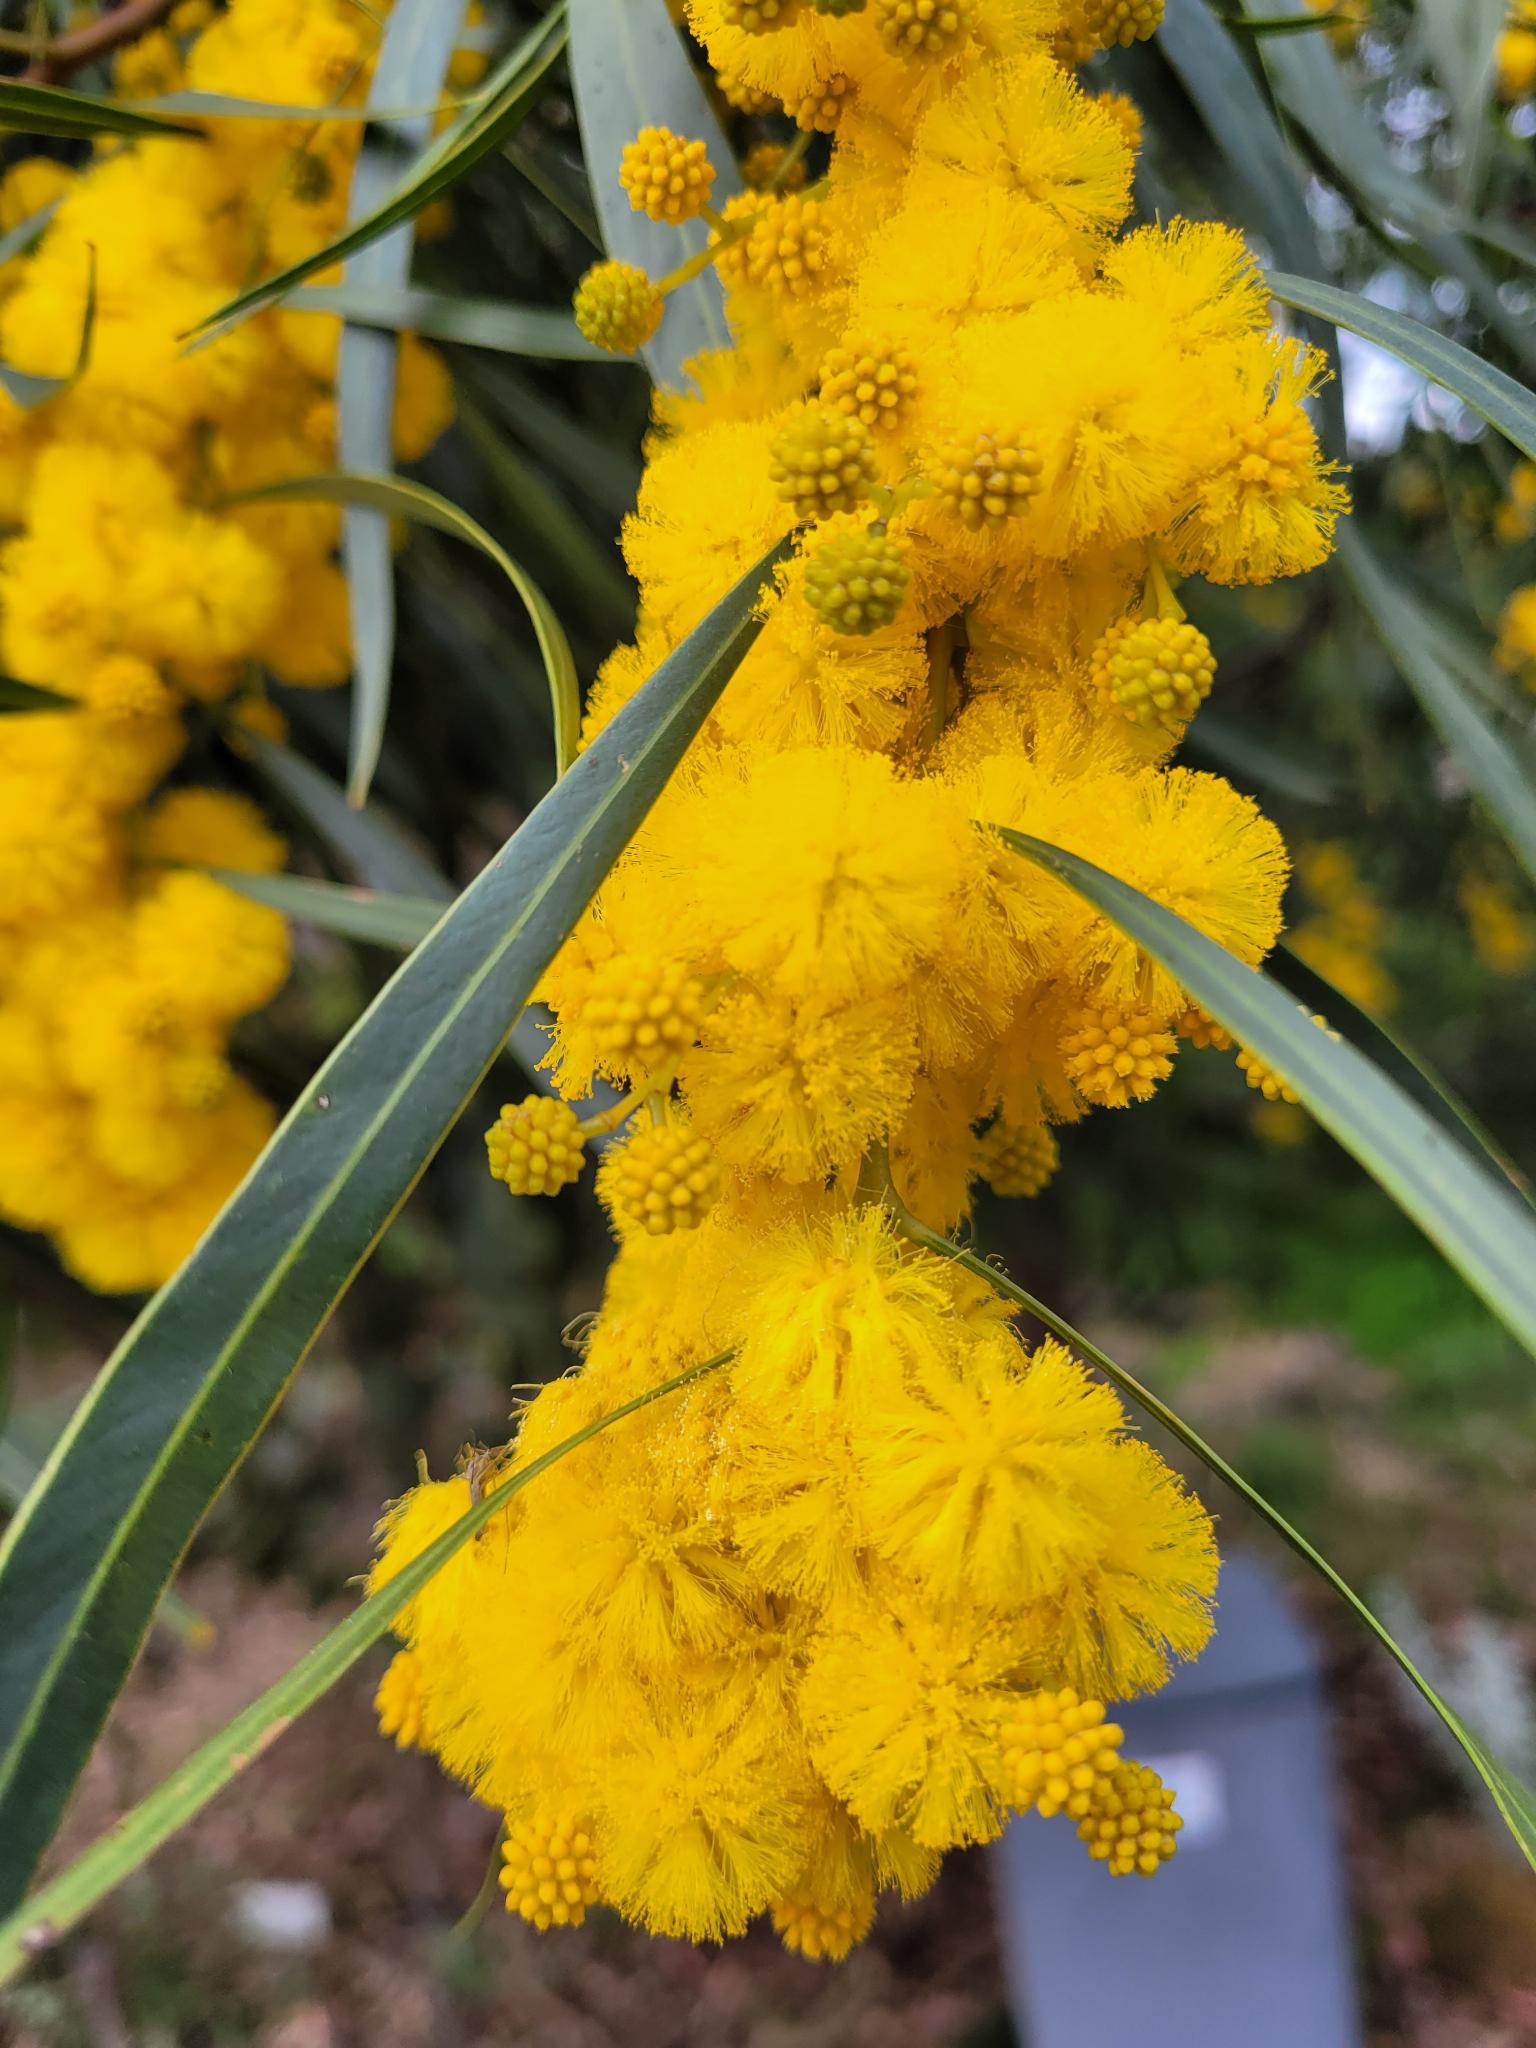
<box><xmin>289</xmin><ymin>283</ymin><xmax>601</xmax><ymax>360</ymax></box>
<box><xmin>1268</xmin><ymin>272</ymin><xmax>1536</xmax><ymax>463</ymax></box>
<box><xmin>204</xmin><ymin>867</ymin><xmax>441</xmax><ymax>950</ymax></box>
<box><xmin>0</xmin><ymin>534</ymin><xmax>792</xmax><ymax>1917</ymax></box>
<box><xmin>1336</xmin><ymin>527</ymin><xmax>1536</xmax><ymax>892</ymax></box>
<box><xmin>335</xmin><ymin>0</ymin><xmax>471</xmax><ymax>809</ymax></box>
<box><xmin>995</xmin><ymin>828</ymin><xmax>1536</xmax><ymax>1361</ymax></box>
<box><xmin>230</xmin><ymin>472</ymin><xmax>583</xmax><ymax>779</ymax></box>
<box><xmin>0</xmin><ymin>78</ymin><xmax>200</xmax><ymax>140</ymax></box>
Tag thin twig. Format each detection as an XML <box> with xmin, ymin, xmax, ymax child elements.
<box><xmin>24</xmin><ymin>0</ymin><xmax>179</xmax><ymax>83</ymax></box>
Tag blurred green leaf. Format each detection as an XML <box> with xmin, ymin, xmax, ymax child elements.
<box><xmin>0</xmin><ymin>677</ymin><xmax>73</xmax><ymax>713</ymax></box>
<box><xmin>1221</xmin><ymin>5</ymin><xmax>1362</xmax><ymax>29</ymax></box>
<box><xmin>0</xmin><ymin>195</ymin><xmax>59</xmax><ymax>268</ymax></box>
<box><xmin>0</xmin><ymin>534</ymin><xmax>791</xmax><ymax>1917</ymax></box>
<box><xmin>888</xmin><ymin>1206</ymin><xmax>1536</xmax><ymax>1875</ymax></box>
<box><xmin>335</xmin><ymin>0</ymin><xmax>471</xmax><ymax>809</ymax></box>
<box><xmin>996</xmin><ymin>827</ymin><xmax>1536</xmax><ymax>1360</ymax></box>
<box><xmin>231</xmin><ymin>471</ymin><xmax>581</xmax><ymax>778</ymax></box>
<box><xmin>0</xmin><ymin>244</ymin><xmax>93</xmax><ymax>412</ymax></box>
<box><xmin>568</xmin><ymin>0</ymin><xmax>740</xmax><ymax>393</ymax></box>
<box><xmin>245</xmin><ymin>735</ymin><xmax>452</xmax><ymax>902</ymax></box>
<box><xmin>291</xmin><ymin>282</ymin><xmax>601</xmax><ymax>359</ymax></box>
<box><xmin>1184</xmin><ymin>708</ymin><xmax>1340</xmax><ymax>805</ymax></box>
<box><xmin>1269</xmin><ymin>272</ymin><xmax>1536</xmax><ymax>461</ymax></box>
<box><xmin>1234</xmin><ymin>0</ymin><xmax>1536</xmax><ymax>378</ymax></box>
<box><xmin>187</xmin><ymin>4</ymin><xmax>568</xmax><ymax>344</ymax></box>
<box><xmin>0</xmin><ymin>78</ymin><xmax>198</xmax><ymax>139</ymax></box>
<box><xmin>455</xmin><ymin>396</ymin><xmax>635</xmax><ymax>642</ymax></box>
<box><xmin>1337</xmin><ymin>527</ymin><xmax>1536</xmax><ymax>892</ymax></box>
<box><xmin>0</xmin><ymin>1353</ymin><xmax>728</xmax><ymax>1984</ymax></box>
<box><xmin>1416</xmin><ymin>0</ymin><xmax>1503</xmax><ymax>209</ymax></box>
<box><xmin>205</xmin><ymin>868</ymin><xmax>440</xmax><ymax>949</ymax></box>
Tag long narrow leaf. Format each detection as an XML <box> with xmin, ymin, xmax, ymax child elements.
<box><xmin>186</xmin><ymin>6</ymin><xmax>568</xmax><ymax>344</ymax></box>
<box><xmin>886</xmin><ymin>1203</ymin><xmax>1536</xmax><ymax>1873</ymax></box>
<box><xmin>290</xmin><ymin>282</ymin><xmax>600</xmax><ymax>360</ymax></box>
<box><xmin>337</xmin><ymin>0</ymin><xmax>470</xmax><ymax>808</ymax></box>
<box><xmin>0</xmin><ymin>1355</ymin><xmax>729</xmax><ymax>1984</ymax></box>
<box><xmin>245</xmin><ymin>736</ymin><xmax>452</xmax><ymax>903</ymax></box>
<box><xmin>230</xmin><ymin>473</ymin><xmax>582</xmax><ymax>778</ymax></box>
<box><xmin>568</xmin><ymin>0</ymin><xmax>740</xmax><ymax>394</ymax></box>
<box><xmin>995</xmin><ymin>827</ymin><xmax>1536</xmax><ymax>1360</ymax></box>
<box><xmin>206</xmin><ymin>868</ymin><xmax>440</xmax><ymax>949</ymax></box>
<box><xmin>0</xmin><ymin>78</ymin><xmax>199</xmax><ymax>139</ymax></box>
<box><xmin>1337</xmin><ymin>526</ymin><xmax>1536</xmax><ymax>891</ymax></box>
<box><xmin>1269</xmin><ymin>272</ymin><xmax>1536</xmax><ymax>461</ymax></box>
<box><xmin>0</xmin><ymin>676</ymin><xmax>73</xmax><ymax>713</ymax></box>
<box><xmin>1273</xmin><ymin>942</ymin><xmax>1533</xmax><ymax>1203</ymax></box>
<box><xmin>0</xmin><ymin>534</ymin><xmax>791</xmax><ymax>1915</ymax></box>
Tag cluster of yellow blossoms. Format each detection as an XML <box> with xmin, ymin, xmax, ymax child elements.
<box><xmin>0</xmin><ymin>0</ymin><xmax>455</xmax><ymax>1292</ymax></box>
<box><xmin>373</xmin><ymin>0</ymin><xmax>1348</xmax><ymax>1957</ymax></box>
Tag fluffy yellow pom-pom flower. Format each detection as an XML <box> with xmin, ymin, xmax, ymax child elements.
<box><xmin>484</xmin><ymin>1096</ymin><xmax>586</xmax><ymax>1195</ymax></box>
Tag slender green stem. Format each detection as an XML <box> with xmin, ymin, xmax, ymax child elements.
<box><xmin>445</xmin><ymin>1822</ymin><xmax>508</xmax><ymax>1947</ymax></box>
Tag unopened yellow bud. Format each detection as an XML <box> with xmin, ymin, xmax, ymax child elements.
<box><xmin>485</xmin><ymin>1096</ymin><xmax>586</xmax><ymax>1195</ymax></box>
<box><xmin>1091</xmin><ymin>615</ymin><xmax>1216</xmax><ymax>734</ymax></box>
<box><xmin>573</xmin><ymin>260</ymin><xmax>664</xmax><ymax>356</ymax></box>
<box><xmin>720</xmin><ymin>0</ymin><xmax>800</xmax><ymax>26</ymax></box>
<box><xmin>803</xmin><ymin>526</ymin><xmax>909</xmax><ymax>635</ymax></box>
<box><xmin>500</xmin><ymin>1813</ymin><xmax>601</xmax><ymax>1929</ymax></box>
<box><xmin>819</xmin><ymin>336</ymin><xmax>918</xmax><ymax>433</ymax></box>
<box><xmin>1077</xmin><ymin>1760</ymin><xmax>1182</xmax><ymax>1876</ymax></box>
<box><xmin>933</xmin><ymin>430</ymin><xmax>1043</xmax><ymax>529</ymax></box>
<box><xmin>1061</xmin><ymin>1006</ymin><xmax>1176</xmax><ymax>1108</ymax></box>
<box><xmin>599</xmin><ymin>1121</ymin><xmax>721</xmax><ymax>1236</ymax></box>
<box><xmin>975</xmin><ymin>1120</ymin><xmax>1059</xmax><ymax>1198</ymax></box>
<box><xmin>770</xmin><ymin>407</ymin><xmax>879</xmax><ymax>523</ymax></box>
<box><xmin>619</xmin><ymin>126</ymin><xmax>716</xmax><ymax>225</ymax></box>
<box><xmin>998</xmin><ymin>1686</ymin><xmax>1124</xmax><ymax>1819</ymax></box>
<box><xmin>875</xmin><ymin>0</ymin><xmax>972</xmax><ymax>57</ymax></box>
